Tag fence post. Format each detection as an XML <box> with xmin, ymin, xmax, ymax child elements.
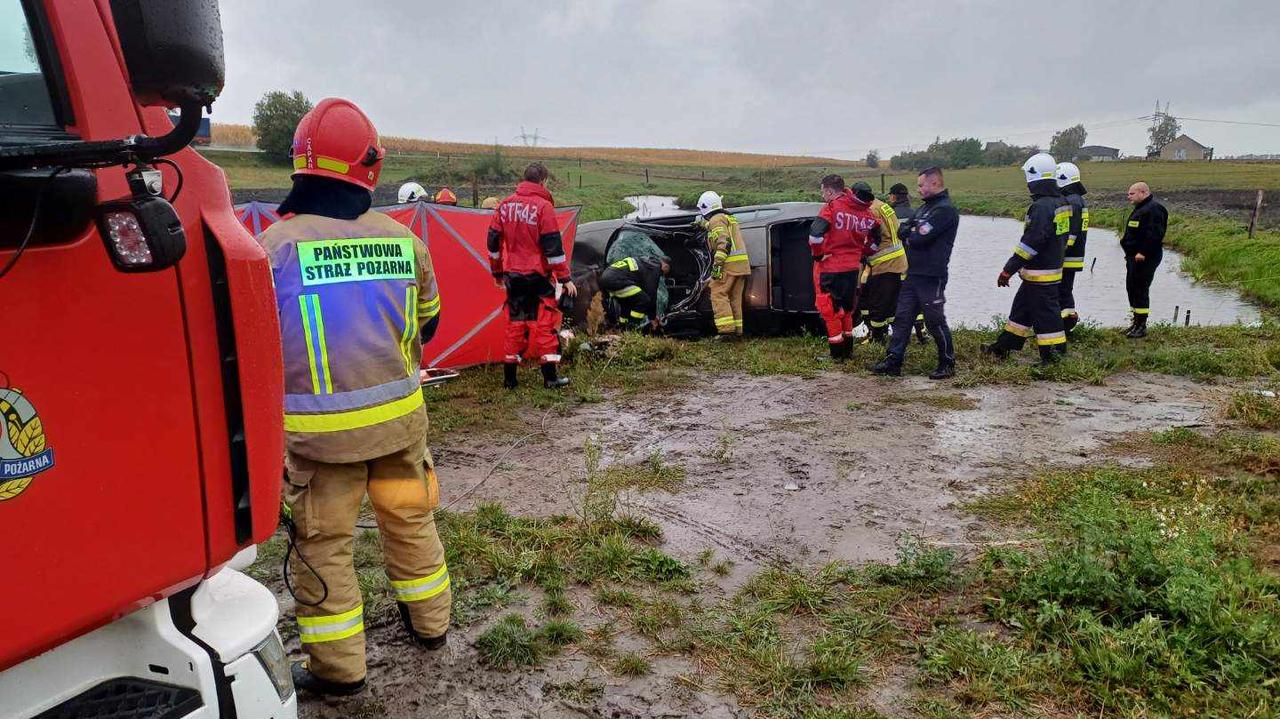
<box><xmin>880</xmin><ymin>173</ymin><xmax>885</xmax><ymax>194</ymax></box>
<box><xmin>1248</xmin><ymin>190</ymin><xmax>1264</xmax><ymax>239</ymax></box>
<box><xmin>645</xmin><ymin>168</ymin><xmax>650</xmax><ymax>185</ymax></box>
<box><xmin>471</xmin><ymin>175</ymin><xmax>478</xmax><ymax>207</ymax></box>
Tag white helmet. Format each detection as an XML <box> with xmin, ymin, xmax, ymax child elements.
<box><xmin>696</xmin><ymin>190</ymin><xmax>723</xmax><ymax>218</ymax></box>
<box><xmin>398</xmin><ymin>182</ymin><xmax>427</xmax><ymax>203</ymax></box>
<box><xmin>1021</xmin><ymin>153</ymin><xmax>1057</xmax><ymax>185</ymax></box>
<box><xmin>1055</xmin><ymin>161</ymin><xmax>1081</xmax><ymax>188</ymax></box>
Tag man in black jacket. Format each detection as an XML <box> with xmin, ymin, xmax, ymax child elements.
<box><xmin>871</xmin><ymin>167</ymin><xmax>958</xmax><ymax>379</ymax></box>
<box><xmin>600</xmin><ymin>255</ymin><xmax>670</xmax><ymax>331</ymax></box>
<box><xmin>983</xmin><ymin>153</ymin><xmax>1070</xmax><ymax>366</ymax></box>
<box><xmin>1121</xmin><ymin>182</ymin><xmax>1168</xmax><ymax>338</ymax></box>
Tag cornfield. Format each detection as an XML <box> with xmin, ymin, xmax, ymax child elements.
<box><xmin>208</xmin><ymin>123</ymin><xmax>859</xmax><ymax>169</ymax></box>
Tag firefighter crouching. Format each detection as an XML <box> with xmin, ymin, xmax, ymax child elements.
<box><xmin>489</xmin><ymin>162</ymin><xmax>577</xmax><ymax>389</ymax></box>
<box><xmin>262</xmin><ymin>99</ymin><xmax>450</xmax><ymax>696</ymax></box>
<box><xmin>851</xmin><ymin>181</ymin><xmax>906</xmax><ymax>344</ymax></box>
<box><xmin>809</xmin><ymin>174</ymin><xmax>879</xmax><ymax>361</ymax></box>
<box><xmin>983</xmin><ymin>152</ymin><xmax>1070</xmax><ymax>366</ymax></box>
<box><xmin>697</xmin><ymin>191</ymin><xmax>751</xmax><ymax>338</ymax></box>
<box><xmin>600</xmin><ymin>255</ymin><xmax>671</xmax><ymax>331</ymax></box>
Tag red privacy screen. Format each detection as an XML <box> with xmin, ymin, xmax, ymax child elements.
<box><xmin>236</xmin><ymin>201</ymin><xmax>580</xmax><ymax>368</ymax></box>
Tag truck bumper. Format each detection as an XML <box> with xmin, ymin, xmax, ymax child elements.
<box><xmin>0</xmin><ymin>568</ymin><xmax>295</xmax><ymax>719</ymax></box>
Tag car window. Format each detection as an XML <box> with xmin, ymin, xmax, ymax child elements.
<box><xmin>731</xmin><ymin>209</ymin><xmax>781</xmax><ymax>222</ymax></box>
<box><xmin>0</xmin><ymin>1</ymin><xmax>59</xmax><ymax>135</ymax></box>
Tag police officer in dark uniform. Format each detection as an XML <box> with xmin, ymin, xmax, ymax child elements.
<box><xmin>599</xmin><ymin>255</ymin><xmax>669</xmax><ymax>331</ymax></box>
<box><xmin>1055</xmin><ymin>162</ymin><xmax>1088</xmax><ymax>336</ymax></box>
<box><xmin>983</xmin><ymin>153</ymin><xmax>1069</xmax><ymax>366</ymax></box>
<box><xmin>1120</xmin><ymin>182</ymin><xmax>1168</xmax><ymax>338</ymax></box>
<box><xmin>871</xmin><ymin>167</ymin><xmax>958</xmax><ymax>379</ymax></box>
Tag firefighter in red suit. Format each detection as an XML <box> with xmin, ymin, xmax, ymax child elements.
<box><xmin>808</xmin><ymin>174</ymin><xmax>880</xmax><ymax>361</ymax></box>
<box><xmin>487</xmin><ymin>162</ymin><xmax>577</xmax><ymax>389</ymax></box>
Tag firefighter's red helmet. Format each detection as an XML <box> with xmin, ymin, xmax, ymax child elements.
<box><xmin>434</xmin><ymin>187</ymin><xmax>458</xmax><ymax>205</ymax></box>
<box><xmin>291</xmin><ymin>98</ymin><xmax>385</xmax><ymax>191</ymax></box>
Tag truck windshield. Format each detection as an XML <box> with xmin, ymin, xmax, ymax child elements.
<box><xmin>0</xmin><ymin>1</ymin><xmax>59</xmax><ymax>137</ymax></box>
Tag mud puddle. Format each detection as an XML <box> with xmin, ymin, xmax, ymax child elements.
<box><xmin>294</xmin><ymin>371</ymin><xmax>1225</xmax><ymax>718</ymax></box>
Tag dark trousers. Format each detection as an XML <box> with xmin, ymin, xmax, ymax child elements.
<box><xmin>1058</xmin><ymin>268</ymin><xmax>1079</xmax><ymax>332</ymax></box>
<box><xmin>993</xmin><ymin>281</ymin><xmax>1065</xmax><ymax>352</ymax></box>
<box><xmin>887</xmin><ymin>274</ymin><xmax>953</xmax><ymax>365</ymax></box>
<box><xmin>1125</xmin><ymin>252</ymin><xmax>1162</xmax><ymax>315</ymax></box>
<box><xmin>860</xmin><ymin>272</ymin><xmax>902</xmax><ymax>338</ymax></box>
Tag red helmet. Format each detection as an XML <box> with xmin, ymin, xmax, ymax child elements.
<box><xmin>291</xmin><ymin>98</ymin><xmax>385</xmax><ymax>191</ymax></box>
<box><xmin>433</xmin><ymin>187</ymin><xmax>458</xmax><ymax>205</ymax></box>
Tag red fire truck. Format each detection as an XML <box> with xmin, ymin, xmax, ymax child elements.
<box><xmin>0</xmin><ymin>1</ymin><xmax>294</xmax><ymax>716</ymax></box>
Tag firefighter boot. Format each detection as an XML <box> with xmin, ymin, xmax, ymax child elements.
<box><xmin>928</xmin><ymin>362</ymin><xmax>956</xmax><ymax>380</ymax></box>
<box><xmin>870</xmin><ymin>326</ymin><xmax>889</xmax><ymax>344</ymax></box>
<box><xmin>871</xmin><ymin>356</ymin><xmax>902</xmax><ymax>376</ymax></box>
<box><xmin>292</xmin><ymin>661</ymin><xmax>365</xmax><ymax>697</ymax></box>
<box><xmin>541</xmin><ymin>363</ymin><xmax>571</xmax><ymax>389</ymax></box>
<box><xmin>503</xmin><ymin>363</ymin><xmax>519</xmax><ymax>390</ymax></box>
<box><xmin>398</xmin><ymin>603</ymin><xmax>448</xmax><ymax>650</ymax></box>
<box><xmin>827</xmin><ymin>341</ymin><xmax>848</xmax><ymax>363</ymax></box>
<box><xmin>981</xmin><ymin>333</ymin><xmax>1018</xmax><ymax>360</ymax></box>
<box><xmin>1038</xmin><ymin>344</ymin><xmax>1063</xmax><ymax>366</ymax></box>
<box><xmin>1125</xmin><ymin>314</ymin><xmax>1148</xmax><ymax>339</ymax></box>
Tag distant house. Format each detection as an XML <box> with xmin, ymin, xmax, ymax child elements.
<box><xmin>1078</xmin><ymin>145</ymin><xmax>1120</xmax><ymax>162</ymax></box>
<box><xmin>1160</xmin><ymin>134</ymin><xmax>1214</xmax><ymax>161</ymax></box>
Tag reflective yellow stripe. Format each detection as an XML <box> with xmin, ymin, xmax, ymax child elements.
<box><xmin>299</xmin><ymin>296</ymin><xmax>322</xmax><ymax>394</ymax></box>
<box><xmin>1004</xmin><ymin>321</ymin><xmax>1033</xmax><ymax>338</ymax></box>
<box><xmin>401</xmin><ymin>286</ymin><xmax>418</xmax><ymax>374</ymax></box>
<box><xmin>610</xmin><ymin>258</ymin><xmax>639</xmax><ymax>272</ymax></box>
<box><xmin>868</xmin><ymin>245</ymin><xmax>905</xmax><ymax>266</ymax></box>
<box><xmin>390</xmin><ymin>565</ymin><xmax>451</xmax><ymax>602</ymax></box>
<box><xmin>293</xmin><ymin>156</ymin><xmax>307</xmax><ymax>170</ymax></box>
<box><xmin>1132</xmin><ymin>307</ymin><xmax>1150</xmax><ymax>315</ymax></box>
<box><xmin>714</xmin><ymin>316</ymin><xmax>735</xmax><ymax>327</ymax></box>
<box><xmin>714</xmin><ymin>251</ymin><xmax>728</xmax><ymax>261</ymax></box>
<box><xmin>310</xmin><ymin>296</ymin><xmax>334</xmax><ymax>393</ymax></box>
<box><xmin>418</xmin><ymin>293</ymin><xmax>441</xmax><ymax>319</ymax></box>
<box><xmin>316</xmin><ymin>157</ymin><xmax>350</xmax><ymax>174</ymax></box>
<box><xmin>1082</xmin><ymin>209</ymin><xmax>1090</xmax><ymax>231</ymax></box>
<box><xmin>725</xmin><ymin>252</ymin><xmax>749</xmax><ymax>263</ymax></box>
<box><xmin>1128</xmin><ymin>220</ymin><xmax>1140</xmax><ymax>228</ymax></box>
<box><xmin>298</xmin><ymin>605</ymin><xmax>364</xmax><ymax>644</ymax></box>
<box><xmin>1037</xmin><ymin>333</ymin><xmax>1067</xmax><ymax>346</ymax></box>
<box><xmin>285</xmin><ymin>390</ymin><xmax>424</xmax><ymax>433</ymax></box>
<box><xmin>1063</xmin><ymin>260</ymin><xmax>1085</xmax><ymax>269</ymax></box>
<box><xmin>611</xmin><ymin>285</ymin><xmax>642</xmax><ymax>298</ymax></box>
<box><xmin>1061</xmin><ymin>309</ymin><xmax>1077</xmax><ymax>318</ymax></box>
<box><xmin>629</xmin><ymin>310</ymin><xmax>647</xmax><ymax>319</ymax></box>
<box><xmin>1020</xmin><ymin>269</ymin><xmax>1063</xmax><ymax>283</ymax></box>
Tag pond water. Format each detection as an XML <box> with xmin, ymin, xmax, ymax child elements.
<box><xmin>624</xmin><ymin>195</ymin><xmax>682</xmax><ymax>220</ymax></box>
<box><xmin>947</xmin><ymin>216</ymin><xmax>1259</xmax><ymax>328</ymax></box>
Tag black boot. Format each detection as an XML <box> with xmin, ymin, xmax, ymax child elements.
<box><xmin>398</xmin><ymin>602</ymin><xmax>448</xmax><ymax>650</ymax></box>
<box><xmin>871</xmin><ymin>357</ymin><xmax>902</xmax><ymax>376</ymax></box>
<box><xmin>1063</xmin><ymin>313</ymin><xmax>1079</xmax><ymax>338</ymax></box>
<box><xmin>1125</xmin><ymin>314</ymin><xmax>1148</xmax><ymax>339</ymax></box>
<box><xmin>541</xmin><ymin>363</ymin><xmax>570</xmax><ymax>389</ymax></box>
<box><xmin>928</xmin><ymin>363</ymin><xmax>956</xmax><ymax>380</ymax></box>
<box><xmin>870</xmin><ymin>326</ymin><xmax>888</xmax><ymax>344</ymax></box>
<box><xmin>503</xmin><ymin>363</ymin><xmax>519</xmax><ymax>389</ymax></box>
<box><xmin>828</xmin><ymin>341</ymin><xmax>850</xmax><ymax>363</ymax></box>
<box><xmin>1037</xmin><ymin>345</ymin><xmax>1063</xmax><ymax>366</ymax></box>
<box><xmin>980</xmin><ymin>341</ymin><xmax>1010</xmax><ymax>360</ymax></box>
<box><xmin>291</xmin><ymin>661</ymin><xmax>365</xmax><ymax>697</ymax></box>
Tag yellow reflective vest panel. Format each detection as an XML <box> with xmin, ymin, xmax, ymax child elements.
<box><xmin>705</xmin><ymin>213</ymin><xmax>751</xmax><ymax>276</ymax></box>
<box><xmin>866</xmin><ymin>199</ymin><xmax>907</xmax><ymax>276</ymax></box>
<box><xmin>262</xmin><ymin>211</ymin><xmax>439</xmax><ymax>464</ymax></box>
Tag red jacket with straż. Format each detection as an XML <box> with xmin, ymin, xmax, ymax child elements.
<box><xmin>808</xmin><ymin>189</ymin><xmax>880</xmax><ymax>273</ymax></box>
<box><xmin>487</xmin><ymin>181</ymin><xmax>568</xmax><ymax>281</ymax></box>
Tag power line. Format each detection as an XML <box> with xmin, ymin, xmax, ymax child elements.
<box><xmin>1169</xmin><ymin>116</ymin><xmax>1280</xmax><ymax>129</ymax></box>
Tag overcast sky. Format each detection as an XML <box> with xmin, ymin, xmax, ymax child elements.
<box><xmin>215</xmin><ymin>0</ymin><xmax>1280</xmax><ymax>159</ymax></box>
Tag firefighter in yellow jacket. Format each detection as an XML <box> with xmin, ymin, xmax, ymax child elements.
<box><xmin>851</xmin><ymin>182</ymin><xmax>907</xmax><ymax>343</ymax></box>
<box><xmin>696</xmin><ymin>191</ymin><xmax>751</xmax><ymax>336</ymax></box>
<box><xmin>262</xmin><ymin>99</ymin><xmax>450</xmax><ymax>696</ymax></box>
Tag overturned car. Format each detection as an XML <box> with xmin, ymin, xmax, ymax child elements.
<box><xmin>570</xmin><ymin>202</ymin><xmax>831</xmax><ymax>335</ymax></box>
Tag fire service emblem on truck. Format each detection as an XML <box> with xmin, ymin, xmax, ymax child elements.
<box><xmin>0</xmin><ymin>382</ymin><xmax>55</xmax><ymax>502</ymax></box>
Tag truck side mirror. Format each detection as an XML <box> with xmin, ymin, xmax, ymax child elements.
<box><xmin>109</xmin><ymin>0</ymin><xmax>226</xmax><ymax>107</ymax></box>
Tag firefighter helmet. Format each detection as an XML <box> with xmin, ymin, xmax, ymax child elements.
<box><xmin>434</xmin><ymin>187</ymin><xmax>458</xmax><ymax>205</ymax></box>
<box><xmin>480</xmin><ymin>196</ymin><xmax>500</xmax><ymax>209</ymax></box>
<box><xmin>398</xmin><ymin>182</ymin><xmax>427</xmax><ymax>203</ymax></box>
<box><xmin>1055</xmin><ymin>162</ymin><xmax>1082</xmax><ymax>188</ymax></box>
<box><xmin>696</xmin><ymin>190</ymin><xmax>723</xmax><ymax>218</ymax></box>
<box><xmin>1021</xmin><ymin>153</ymin><xmax>1057</xmax><ymax>185</ymax></box>
<box><xmin>291</xmin><ymin>98</ymin><xmax>385</xmax><ymax>191</ymax></box>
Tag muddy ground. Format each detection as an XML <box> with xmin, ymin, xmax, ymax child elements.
<box><xmin>288</xmin><ymin>371</ymin><xmax>1229</xmax><ymax>719</ymax></box>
